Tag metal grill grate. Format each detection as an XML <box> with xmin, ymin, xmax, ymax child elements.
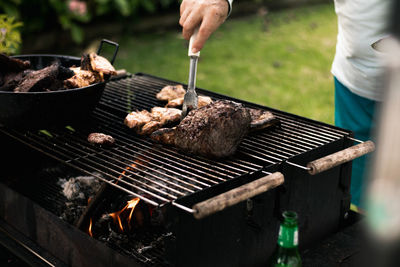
<box><xmin>0</xmin><ymin>73</ymin><xmax>350</xmax><ymax>207</ymax></box>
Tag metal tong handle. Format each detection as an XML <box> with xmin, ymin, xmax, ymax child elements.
<box><xmin>192</xmin><ymin>172</ymin><xmax>284</xmax><ymax>219</ymax></box>
<box><xmin>188</xmin><ymin>27</ymin><xmax>200</xmax><ymax>90</ymax></box>
<box><xmin>97</xmin><ymin>39</ymin><xmax>119</xmax><ymax>65</ymax></box>
<box><xmin>182</xmin><ymin>28</ymin><xmax>200</xmax><ymax>118</ymax></box>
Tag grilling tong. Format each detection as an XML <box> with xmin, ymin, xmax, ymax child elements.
<box><xmin>182</xmin><ymin>28</ymin><xmax>200</xmax><ymax>119</ymax></box>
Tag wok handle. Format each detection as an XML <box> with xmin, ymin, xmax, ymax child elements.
<box><xmin>192</xmin><ymin>172</ymin><xmax>284</xmax><ymax>219</ymax></box>
<box><xmin>97</xmin><ymin>39</ymin><xmax>119</xmax><ymax>65</ymax></box>
<box><xmin>307</xmin><ymin>141</ymin><xmax>375</xmax><ymax>175</ymax></box>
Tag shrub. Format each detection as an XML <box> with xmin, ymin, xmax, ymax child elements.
<box><xmin>0</xmin><ymin>14</ymin><xmax>23</xmax><ymax>54</ymax></box>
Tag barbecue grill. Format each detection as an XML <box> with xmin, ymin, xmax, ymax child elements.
<box><xmin>0</xmin><ymin>73</ymin><xmax>373</xmax><ymax>266</ymax></box>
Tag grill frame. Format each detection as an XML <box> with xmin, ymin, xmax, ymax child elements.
<box><xmin>0</xmin><ymin>73</ymin><xmax>356</xmax><ymax>267</ymax></box>
<box><xmin>0</xmin><ymin>73</ymin><xmax>352</xmax><ymax>211</ymax></box>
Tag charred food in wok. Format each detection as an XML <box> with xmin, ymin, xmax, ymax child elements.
<box><xmin>0</xmin><ymin>52</ymin><xmax>116</xmax><ymax>92</ymax></box>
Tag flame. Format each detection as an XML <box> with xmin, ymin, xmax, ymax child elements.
<box><xmin>88</xmin><ymin>218</ymin><xmax>93</xmax><ymax>237</ymax></box>
<box><xmin>109</xmin><ymin>197</ymin><xmax>140</xmax><ymax>232</ymax></box>
<box><xmin>116</xmin><ymin>162</ymin><xmax>137</xmax><ymax>185</ymax></box>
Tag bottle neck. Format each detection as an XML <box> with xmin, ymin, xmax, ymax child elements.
<box><xmin>277</xmin><ymin>224</ymin><xmax>299</xmax><ymax>249</ymax></box>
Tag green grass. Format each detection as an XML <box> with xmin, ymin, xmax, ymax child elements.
<box><xmin>113</xmin><ymin>3</ymin><xmax>337</xmax><ymax>124</ymax></box>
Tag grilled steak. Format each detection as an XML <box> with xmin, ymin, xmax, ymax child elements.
<box><xmin>151</xmin><ymin>100</ymin><xmax>280</xmax><ymax>158</ymax></box>
<box><xmin>151</xmin><ymin>100</ymin><xmax>251</xmax><ymax>158</ymax></box>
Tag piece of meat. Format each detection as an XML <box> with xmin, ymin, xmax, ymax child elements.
<box><xmin>64</xmin><ymin>68</ymin><xmax>103</xmax><ymax>89</ymax></box>
<box><xmin>165</xmin><ymin>95</ymin><xmax>213</xmax><ymax>108</ymax></box>
<box><xmin>138</xmin><ymin>121</ymin><xmax>163</xmax><ymax>135</ymax></box>
<box><xmin>124</xmin><ymin>110</ymin><xmax>153</xmax><ymax>129</ymax></box>
<box><xmin>151</xmin><ymin>100</ymin><xmax>252</xmax><ymax>158</ymax></box>
<box><xmin>89</xmin><ymin>53</ymin><xmax>116</xmax><ymax>76</ymax></box>
<box><xmin>248</xmin><ymin>108</ymin><xmax>280</xmax><ymax>131</ymax></box>
<box><xmin>14</xmin><ymin>63</ymin><xmax>74</xmax><ymax>92</ymax></box>
<box><xmin>0</xmin><ymin>53</ymin><xmax>31</xmax><ymax>73</ymax></box>
<box><xmin>0</xmin><ymin>69</ymin><xmax>33</xmax><ymax>91</ymax></box>
<box><xmin>124</xmin><ymin>107</ymin><xmax>181</xmax><ymax>135</ymax></box>
<box><xmin>150</xmin><ymin>101</ymin><xmax>280</xmax><ymax>158</ymax></box>
<box><xmin>156</xmin><ymin>85</ymin><xmax>185</xmax><ymax>101</ymax></box>
<box><xmin>150</xmin><ymin>127</ymin><xmax>176</xmax><ymax>145</ymax></box>
<box><xmin>88</xmin><ymin>133</ymin><xmax>115</xmax><ymax>146</ymax></box>
<box><xmin>165</xmin><ymin>97</ymin><xmax>183</xmax><ymax>108</ymax></box>
<box><xmin>150</xmin><ymin>107</ymin><xmax>181</xmax><ymax>125</ymax></box>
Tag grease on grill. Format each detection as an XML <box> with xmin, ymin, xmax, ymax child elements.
<box><xmin>88</xmin><ymin>132</ymin><xmax>115</xmax><ymax>146</ymax></box>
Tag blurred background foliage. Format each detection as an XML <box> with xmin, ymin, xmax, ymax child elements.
<box><xmin>0</xmin><ymin>0</ymin><xmax>336</xmax><ymax>124</ymax></box>
<box><xmin>0</xmin><ymin>14</ymin><xmax>22</xmax><ymax>54</ymax></box>
<box><xmin>0</xmin><ymin>0</ymin><xmax>180</xmax><ymax>45</ymax></box>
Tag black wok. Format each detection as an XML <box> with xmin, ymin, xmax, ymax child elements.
<box><xmin>0</xmin><ymin>40</ymin><xmax>119</xmax><ymax>129</ymax></box>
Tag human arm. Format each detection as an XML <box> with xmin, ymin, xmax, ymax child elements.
<box><xmin>179</xmin><ymin>0</ymin><xmax>232</xmax><ymax>53</ymax></box>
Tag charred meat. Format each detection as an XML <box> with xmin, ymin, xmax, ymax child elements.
<box><xmin>151</xmin><ymin>100</ymin><xmax>280</xmax><ymax>158</ymax></box>
<box><xmin>0</xmin><ymin>53</ymin><xmax>30</xmax><ymax>73</ymax></box>
<box><xmin>14</xmin><ymin>63</ymin><xmax>74</xmax><ymax>92</ymax></box>
<box><xmin>124</xmin><ymin>107</ymin><xmax>182</xmax><ymax>135</ymax></box>
<box><xmin>0</xmin><ymin>52</ymin><xmax>115</xmax><ymax>92</ymax></box>
<box><xmin>248</xmin><ymin>108</ymin><xmax>280</xmax><ymax>131</ymax></box>
<box><xmin>151</xmin><ymin>100</ymin><xmax>252</xmax><ymax>158</ymax></box>
<box><xmin>87</xmin><ymin>133</ymin><xmax>115</xmax><ymax>146</ymax></box>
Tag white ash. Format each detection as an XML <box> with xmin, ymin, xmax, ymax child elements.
<box><xmin>58</xmin><ymin>173</ymin><xmax>102</xmax><ymax>201</ymax></box>
<box><xmin>56</xmin><ymin>173</ymin><xmax>103</xmax><ymax>224</ymax></box>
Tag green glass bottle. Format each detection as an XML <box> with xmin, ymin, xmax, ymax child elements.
<box><xmin>271</xmin><ymin>211</ymin><xmax>302</xmax><ymax>267</ymax></box>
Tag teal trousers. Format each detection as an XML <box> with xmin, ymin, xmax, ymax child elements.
<box><xmin>334</xmin><ymin>77</ymin><xmax>378</xmax><ymax>208</ymax></box>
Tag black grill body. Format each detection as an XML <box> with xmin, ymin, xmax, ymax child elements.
<box><xmin>0</xmin><ymin>73</ymin><xmax>353</xmax><ymax>266</ymax></box>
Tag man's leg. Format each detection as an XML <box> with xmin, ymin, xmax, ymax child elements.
<box><xmin>334</xmin><ymin>77</ymin><xmax>377</xmax><ymax>208</ymax></box>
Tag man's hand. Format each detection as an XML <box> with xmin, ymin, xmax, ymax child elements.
<box><xmin>180</xmin><ymin>0</ymin><xmax>229</xmax><ymax>53</ymax></box>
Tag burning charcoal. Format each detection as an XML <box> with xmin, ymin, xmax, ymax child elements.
<box><xmin>87</xmin><ymin>133</ymin><xmax>115</xmax><ymax>146</ymax></box>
